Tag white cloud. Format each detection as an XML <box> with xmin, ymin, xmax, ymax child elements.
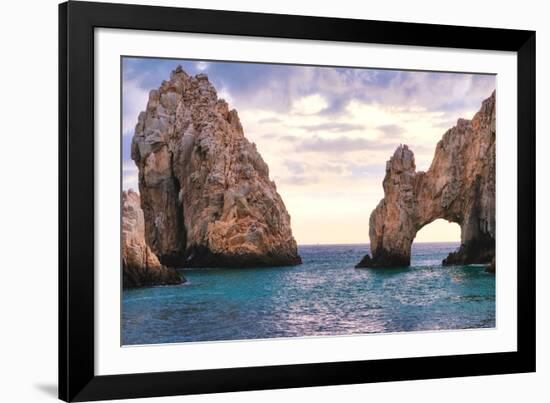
<box><xmin>196</xmin><ymin>61</ymin><xmax>209</xmax><ymax>71</ymax></box>
<box><xmin>122</xmin><ymin>160</ymin><xmax>139</xmax><ymax>191</ymax></box>
<box><xmin>122</xmin><ymin>77</ymin><xmax>150</xmax><ymax>137</ymax></box>
<box><xmin>123</xmin><ymin>173</ymin><xmax>139</xmax><ymax>192</ymax></box>
<box><xmin>122</xmin><ymin>160</ymin><xmax>137</xmax><ymax>172</ymax></box>
<box><xmin>217</xmin><ymin>87</ymin><xmax>234</xmax><ymax>106</ymax></box>
<box><xmin>291</xmin><ymin>94</ymin><xmax>328</xmax><ymax>115</ymax></box>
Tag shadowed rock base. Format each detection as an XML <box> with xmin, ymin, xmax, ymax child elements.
<box><xmin>442</xmin><ymin>236</ymin><xmax>495</xmax><ymax>266</ymax></box>
<box><xmin>183</xmin><ymin>246</ymin><xmax>302</xmax><ymax>268</ymax></box>
<box><xmin>123</xmin><ymin>265</ymin><xmax>184</xmax><ymax>289</ymax></box>
<box><xmin>355</xmin><ymin>250</ymin><xmax>409</xmax><ymax>268</ymax></box>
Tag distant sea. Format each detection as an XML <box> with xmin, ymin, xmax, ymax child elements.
<box><xmin>122</xmin><ymin>243</ymin><xmax>495</xmax><ymax>345</ymax></box>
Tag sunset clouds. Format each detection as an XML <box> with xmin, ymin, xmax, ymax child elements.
<box><xmin>122</xmin><ymin>57</ymin><xmax>495</xmax><ymax>244</ymax></box>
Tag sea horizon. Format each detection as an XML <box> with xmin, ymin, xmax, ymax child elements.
<box><xmin>296</xmin><ymin>241</ymin><xmax>460</xmax><ymax>246</ymax></box>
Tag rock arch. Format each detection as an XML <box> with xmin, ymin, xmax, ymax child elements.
<box><xmin>356</xmin><ymin>92</ymin><xmax>495</xmax><ymax>269</ymax></box>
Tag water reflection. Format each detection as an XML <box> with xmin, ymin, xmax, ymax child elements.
<box><xmin>122</xmin><ymin>243</ymin><xmax>495</xmax><ymax>345</ymax></box>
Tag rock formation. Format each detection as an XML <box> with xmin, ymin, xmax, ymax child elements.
<box><xmin>122</xmin><ymin>189</ymin><xmax>184</xmax><ymax>288</ymax></box>
<box><xmin>131</xmin><ymin>66</ymin><xmax>301</xmax><ymax>268</ymax></box>
<box><xmin>356</xmin><ymin>91</ymin><xmax>496</xmax><ymax>269</ymax></box>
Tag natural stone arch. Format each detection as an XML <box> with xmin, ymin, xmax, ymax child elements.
<box><xmin>356</xmin><ymin>92</ymin><xmax>495</xmax><ymax>269</ymax></box>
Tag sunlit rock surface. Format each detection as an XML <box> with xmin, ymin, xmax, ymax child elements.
<box><xmin>356</xmin><ymin>91</ymin><xmax>496</xmax><ymax>270</ymax></box>
<box><xmin>131</xmin><ymin>67</ymin><xmax>301</xmax><ymax>268</ymax></box>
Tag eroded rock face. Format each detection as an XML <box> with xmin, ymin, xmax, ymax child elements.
<box><xmin>357</xmin><ymin>91</ymin><xmax>496</xmax><ymax>269</ymax></box>
<box><xmin>122</xmin><ymin>190</ymin><xmax>184</xmax><ymax>288</ymax></box>
<box><xmin>131</xmin><ymin>67</ymin><xmax>301</xmax><ymax>268</ymax></box>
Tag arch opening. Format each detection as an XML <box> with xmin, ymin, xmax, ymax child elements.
<box><xmin>414</xmin><ymin>219</ymin><xmax>461</xmax><ymax>244</ymax></box>
<box><xmin>411</xmin><ymin>219</ymin><xmax>462</xmax><ymax>267</ymax></box>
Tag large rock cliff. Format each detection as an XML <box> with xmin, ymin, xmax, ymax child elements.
<box><xmin>356</xmin><ymin>91</ymin><xmax>496</xmax><ymax>269</ymax></box>
<box><xmin>122</xmin><ymin>190</ymin><xmax>184</xmax><ymax>288</ymax></box>
<box><xmin>131</xmin><ymin>66</ymin><xmax>301</xmax><ymax>268</ymax></box>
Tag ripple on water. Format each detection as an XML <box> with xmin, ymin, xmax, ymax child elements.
<box><xmin>122</xmin><ymin>243</ymin><xmax>495</xmax><ymax>345</ymax></box>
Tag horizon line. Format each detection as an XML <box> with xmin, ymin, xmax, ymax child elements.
<box><xmin>297</xmin><ymin>241</ymin><xmax>460</xmax><ymax>246</ymax></box>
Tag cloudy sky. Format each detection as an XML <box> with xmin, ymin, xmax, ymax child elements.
<box><xmin>122</xmin><ymin>57</ymin><xmax>495</xmax><ymax>245</ymax></box>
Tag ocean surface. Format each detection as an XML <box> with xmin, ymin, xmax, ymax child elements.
<box><xmin>122</xmin><ymin>243</ymin><xmax>495</xmax><ymax>345</ymax></box>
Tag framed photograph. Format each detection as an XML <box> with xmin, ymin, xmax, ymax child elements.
<box><xmin>59</xmin><ymin>1</ymin><xmax>535</xmax><ymax>401</ymax></box>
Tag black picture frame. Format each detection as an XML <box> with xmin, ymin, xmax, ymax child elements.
<box><xmin>59</xmin><ymin>1</ymin><xmax>536</xmax><ymax>401</ymax></box>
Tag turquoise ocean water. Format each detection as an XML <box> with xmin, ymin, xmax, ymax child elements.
<box><xmin>122</xmin><ymin>242</ymin><xmax>495</xmax><ymax>345</ymax></box>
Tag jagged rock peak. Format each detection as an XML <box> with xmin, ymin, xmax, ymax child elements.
<box><xmin>121</xmin><ymin>189</ymin><xmax>184</xmax><ymax>288</ymax></box>
<box><xmin>389</xmin><ymin>144</ymin><xmax>415</xmax><ymax>171</ymax></box>
<box><xmin>356</xmin><ymin>91</ymin><xmax>496</xmax><ymax>270</ymax></box>
<box><xmin>131</xmin><ymin>67</ymin><xmax>301</xmax><ymax>268</ymax></box>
